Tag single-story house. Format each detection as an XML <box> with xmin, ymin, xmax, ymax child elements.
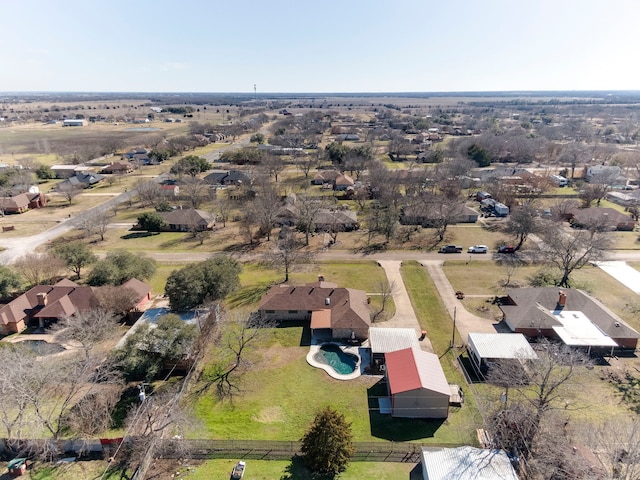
<box><xmin>57</xmin><ymin>172</ymin><xmax>105</xmax><ymax>190</ymax></box>
<box><xmin>334</xmin><ymin>174</ymin><xmax>355</xmax><ymax>191</ymax></box>
<box><xmin>400</xmin><ymin>204</ymin><xmax>478</xmax><ymax>226</ymax></box>
<box><xmin>159</xmin><ymin>208</ymin><xmax>216</xmax><ymax>232</ymax></box>
<box><xmin>204</xmin><ymin>170</ymin><xmax>251</xmax><ymax>186</ymax></box>
<box><xmin>0</xmin><ymin>192</ymin><xmax>47</xmax><ymax>214</ymax></box>
<box><xmin>565</xmin><ymin>207</ymin><xmax>636</xmax><ymax>231</ymax></box>
<box><xmin>584</xmin><ymin>165</ymin><xmax>623</xmax><ymax>183</ymax></box>
<box><xmin>313</xmin><ymin>209</ymin><xmax>359</xmax><ymax>232</ymax></box>
<box><xmin>312</xmin><ymin>170</ymin><xmax>341</xmax><ymax>185</ymax></box>
<box><xmin>500</xmin><ymin>287</ymin><xmax>640</xmax><ymax>351</ymax></box>
<box><xmin>101</xmin><ymin>162</ymin><xmax>134</xmax><ymax>174</ymax></box>
<box><xmin>258</xmin><ymin>279</ymin><xmax>370</xmax><ymax>340</ymax></box>
<box><xmin>311</xmin><ymin>170</ymin><xmax>354</xmax><ymax>190</ymax></box>
<box><xmin>420</xmin><ymin>446</ymin><xmax>519</xmax><ymax>480</ymax></box>
<box><xmin>0</xmin><ymin>279</ymin><xmax>99</xmax><ymax>334</ymax></box>
<box><xmin>384</xmin><ymin>347</ymin><xmax>450</xmax><ymax>418</ymax></box>
<box><xmin>369</xmin><ymin>327</ymin><xmax>420</xmax><ymax>369</ymax></box>
<box><xmin>467</xmin><ymin>332</ymin><xmax>538</xmax><ymax>376</ymax></box>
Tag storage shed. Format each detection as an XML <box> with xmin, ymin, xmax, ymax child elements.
<box><xmin>384</xmin><ymin>347</ymin><xmax>450</xmax><ymax>418</ymax></box>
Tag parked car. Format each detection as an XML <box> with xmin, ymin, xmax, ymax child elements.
<box><xmin>498</xmin><ymin>245</ymin><xmax>516</xmax><ymax>254</ymax></box>
<box><xmin>468</xmin><ymin>245</ymin><xmax>488</xmax><ymax>254</ymax></box>
<box><xmin>439</xmin><ymin>245</ymin><xmax>463</xmax><ymax>253</ymax></box>
<box><xmin>231</xmin><ymin>461</ymin><xmax>246</xmax><ymax>479</ymax></box>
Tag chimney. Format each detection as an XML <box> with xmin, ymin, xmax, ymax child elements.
<box><xmin>36</xmin><ymin>292</ymin><xmax>48</xmax><ymax>307</ymax></box>
<box><xmin>318</xmin><ymin>275</ymin><xmax>325</xmax><ymax>282</ymax></box>
<box><xmin>325</xmin><ymin>298</ymin><xmax>330</xmax><ymax>306</ymax></box>
<box><xmin>558</xmin><ymin>291</ymin><xmax>567</xmax><ymax>307</ymax></box>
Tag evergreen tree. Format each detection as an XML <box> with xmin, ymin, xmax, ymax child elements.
<box><xmin>301</xmin><ymin>406</ymin><xmax>354</xmax><ymax>477</ymax></box>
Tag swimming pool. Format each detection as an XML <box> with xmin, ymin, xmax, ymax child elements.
<box><xmin>314</xmin><ymin>344</ymin><xmax>358</xmax><ymax>375</ymax></box>
<box><xmin>16</xmin><ymin>340</ymin><xmax>65</xmax><ymax>356</ymax></box>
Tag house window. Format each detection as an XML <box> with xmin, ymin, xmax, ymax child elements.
<box><xmin>265</xmin><ymin>310</ymin><xmax>275</xmax><ymax>314</ymax></box>
<box><xmin>288</xmin><ymin>310</ymin><xmax>298</xmax><ymax>314</ymax></box>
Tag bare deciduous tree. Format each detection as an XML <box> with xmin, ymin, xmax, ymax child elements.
<box><xmin>538</xmin><ymin>228</ymin><xmax>612</xmax><ymax>287</ymax></box>
<box><xmin>201</xmin><ymin>312</ymin><xmax>273</xmax><ymax>399</ymax></box>
<box><xmin>76</xmin><ymin>209</ymin><xmax>111</xmax><ymax>241</ymax></box>
<box><xmin>14</xmin><ymin>252</ymin><xmax>66</xmax><ymax>286</ymax></box>
<box><xmin>56</xmin><ymin>182</ymin><xmax>83</xmax><ymax>205</ymax></box>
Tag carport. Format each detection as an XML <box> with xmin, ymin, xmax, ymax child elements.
<box><xmin>467</xmin><ymin>332</ymin><xmax>537</xmax><ymax>377</ymax></box>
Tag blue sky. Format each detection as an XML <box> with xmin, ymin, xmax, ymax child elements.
<box><xmin>1</xmin><ymin>0</ymin><xmax>638</xmax><ymax>93</ymax></box>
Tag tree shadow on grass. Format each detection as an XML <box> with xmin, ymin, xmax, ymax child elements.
<box><xmin>227</xmin><ymin>284</ymin><xmax>272</xmax><ymax>309</ymax></box>
<box><xmin>367</xmin><ymin>380</ymin><xmax>446</xmax><ymax>441</ymax></box>
<box><xmin>279</xmin><ymin>455</ymin><xmax>333</xmax><ymax>480</ymax></box>
<box><xmin>120</xmin><ymin>232</ymin><xmax>159</xmax><ymax>240</ymax></box>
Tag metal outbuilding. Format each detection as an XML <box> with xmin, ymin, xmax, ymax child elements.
<box><xmin>369</xmin><ymin>327</ymin><xmax>420</xmax><ymax>369</ymax></box>
<box><xmin>421</xmin><ymin>446</ymin><xmax>519</xmax><ymax>480</ymax></box>
<box><xmin>467</xmin><ymin>333</ymin><xmax>537</xmax><ymax>376</ymax></box>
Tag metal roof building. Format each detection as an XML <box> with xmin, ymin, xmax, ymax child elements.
<box><xmin>467</xmin><ymin>333</ymin><xmax>538</xmax><ymax>366</ymax></box>
<box><xmin>421</xmin><ymin>446</ymin><xmax>519</xmax><ymax>480</ymax></box>
<box><xmin>385</xmin><ymin>347</ymin><xmax>450</xmax><ymax>418</ymax></box>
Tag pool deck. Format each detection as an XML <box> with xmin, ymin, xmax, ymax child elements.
<box><xmin>306</xmin><ymin>340</ymin><xmax>372</xmax><ymax>380</ymax></box>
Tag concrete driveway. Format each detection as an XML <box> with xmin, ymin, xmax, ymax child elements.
<box><xmin>419</xmin><ymin>260</ymin><xmax>509</xmax><ymax>346</ymax></box>
<box><xmin>596</xmin><ymin>261</ymin><xmax>640</xmax><ymax>295</ymax></box>
<box><xmin>376</xmin><ymin>260</ymin><xmax>434</xmax><ymax>353</ymax></box>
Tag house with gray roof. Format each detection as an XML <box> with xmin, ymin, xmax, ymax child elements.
<box><xmin>159</xmin><ymin>208</ymin><xmax>216</xmax><ymax>232</ymax></box>
<box><xmin>500</xmin><ymin>287</ymin><xmax>639</xmax><ymax>351</ymax></box>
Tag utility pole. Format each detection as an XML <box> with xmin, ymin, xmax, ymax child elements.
<box><xmin>451</xmin><ymin>306</ymin><xmax>457</xmax><ymax>348</ymax></box>
<box><xmin>254</xmin><ymin>84</ymin><xmax>257</xmax><ymax>102</ymax></box>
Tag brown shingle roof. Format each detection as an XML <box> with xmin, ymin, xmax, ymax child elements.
<box><xmin>259</xmin><ymin>281</ymin><xmax>370</xmax><ymax>331</ymax></box>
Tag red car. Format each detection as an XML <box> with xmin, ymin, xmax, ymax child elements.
<box><xmin>498</xmin><ymin>245</ymin><xmax>516</xmax><ymax>253</ymax></box>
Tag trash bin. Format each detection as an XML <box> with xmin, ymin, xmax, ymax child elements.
<box><xmin>7</xmin><ymin>458</ymin><xmax>27</xmax><ymax>477</ymax></box>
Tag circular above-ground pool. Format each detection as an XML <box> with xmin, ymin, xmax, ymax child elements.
<box><xmin>314</xmin><ymin>344</ymin><xmax>358</xmax><ymax>375</ymax></box>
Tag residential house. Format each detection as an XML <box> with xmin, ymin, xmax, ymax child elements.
<box><xmin>334</xmin><ymin>173</ymin><xmax>355</xmax><ymax>191</ymax></box>
<box><xmin>101</xmin><ymin>162</ymin><xmax>134</xmax><ymax>174</ymax></box>
<box><xmin>0</xmin><ymin>279</ymin><xmax>99</xmax><ymax>334</ymax></box>
<box><xmin>384</xmin><ymin>347</ymin><xmax>450</xmax><ymax>418</ymax></box>
<box><xmin>0</xmin><ymin>191</ymin><xmax>47</xmax><ymax>214</ymax></box>
<box><xmin>258</xmin><ymin>280</ymin><xmax>370</xmax><ymax>340</ymax></box>
<box><xmin>310</xmin><ymin>170</ymin><xmax>354</xmax><ymax>190</ymax></box>
<box><xmin>420</xmin><ymin>446</ymin><xmax>519</xmax><ymax>480</ymax></box>
<box><xmin>400</xmin><ymin>204</ymin><xmax>479</xmax><ymax>227</ymax></box>
<box><xmin>499</xmin><ymin>287</ymin><xmax>640</xmax><ymax>351</ymax></box>
<box><xmin>313</xmin><ymin>209</ymin><xmax>359</xmax><ymax>232</ymax></box>
<box><xmin>204</xmin><ymin>170</ymin><xmax>251</xmax><ymax>186</ymax></box>
<box><xmin>584</xmin><ymin>165</ymin><xmax>623</xmax><ymax>183</ymax></box>
<box><xmin>565</xmin><ymin>207</ymin><xmax>635</xmax><ymax>231</ymax></box>
<box><xmin>159</xmin><ymin>208</ymin><xmax>216</xmax><ymax>232</ymax></box>
<box><xmin>57</xmin><ymin>172</ymin><xmax>105</xmax><ymax>190</ymax></box>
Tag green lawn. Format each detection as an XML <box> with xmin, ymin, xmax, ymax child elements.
<box><xmin>183</xmin><ymin>458</ymin><xmax>415</xmax><ymax>480</ymax></box>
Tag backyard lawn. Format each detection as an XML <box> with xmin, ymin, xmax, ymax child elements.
<box><xmin>182</xmin><ymin>458</ymin><xmax>416</xmax><ymax>480</ymax></box>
